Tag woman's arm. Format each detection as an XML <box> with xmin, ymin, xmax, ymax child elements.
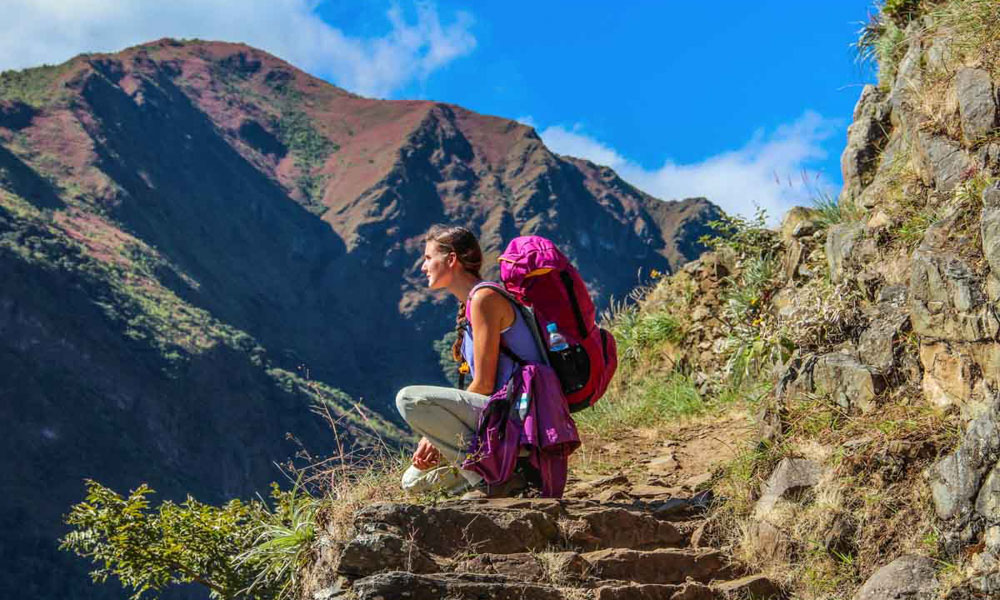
<box><xmin>466</xmin><ymin>289</ymin><xmax>510</xmax><ymax>395</ymax></box>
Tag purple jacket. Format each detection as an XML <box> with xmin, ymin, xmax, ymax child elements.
<box><xmin>462</xmin><ymin>363</ymin><xmax>580</xmax><ymax>497</ymax></box>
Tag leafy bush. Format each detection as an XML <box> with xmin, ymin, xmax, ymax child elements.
<box><xmin>61</xmin><ymin>480</ymin><xmax>319</xmax><ymax>600</ymax></box>
<box><xmin>434</xmin><ymin>330</ymin><xmax>461</xmax><ymax>387</ymax></box>
<box><xmin>61</xmin><ymin>480</ymin><xmax>268</xmax><ymax>599</ymax></box>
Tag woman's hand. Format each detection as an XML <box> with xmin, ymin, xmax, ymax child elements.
<box><xmin>412</xmin><ymin>436</ymin><xmax>441</xmax><ymax>470</ymax></box>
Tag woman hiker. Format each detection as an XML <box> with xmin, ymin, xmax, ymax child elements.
<box><xmin>395</xmin><ymin>225</ymin><xmax>543</xmax><ymax>498</ymax></box>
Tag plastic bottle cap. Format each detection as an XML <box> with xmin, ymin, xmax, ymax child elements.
<box><xmin>546</xmin><ymin>323</ymin><xmax>557</xmax><ymax>332</ymax></box>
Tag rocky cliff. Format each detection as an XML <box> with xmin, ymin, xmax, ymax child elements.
<box><xmin>620</xmin><ymin>0</ymin><xmax>1000</xmax><ymax>596</ymax></box>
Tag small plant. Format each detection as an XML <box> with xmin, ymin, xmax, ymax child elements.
<box><xmin>236</xmin><ymin>483</ymin><xmax>318</xmax><ymax>599</ymax></box>
<box><xmin>702</xmin><ymin>209</ymin><xmax>791</xmax><ymax>386</ymax></box>
<box><xmin>609</xmin><ymin>305</ymin><xmax>684</xmax><ymax>366</ymax></box>
<box><xmin>811</xmin><ymin>187</ymin><xmax>863</xmax><ymax>228</ymax></box>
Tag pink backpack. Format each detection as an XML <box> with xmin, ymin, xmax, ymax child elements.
<box><xmin>498</xmin><ymin>236</ymin><xmax>618</xmax><ymax>411</ymax></box>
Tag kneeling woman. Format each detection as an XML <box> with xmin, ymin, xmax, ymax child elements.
<box><xmin>396</xmin><ymin>225</ymin><xmax>542</xmax><ymax>496</ymax></box>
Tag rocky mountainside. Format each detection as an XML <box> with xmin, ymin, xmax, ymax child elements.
<box><xmin>593</xmin><ymin>1</ymin><xmax>1000</xmax><ymax>596</ymax></box>
<box><xmin>0</xmin><ymin>39</ymin><xmax>718</xmax><ymax>599</ymax></box>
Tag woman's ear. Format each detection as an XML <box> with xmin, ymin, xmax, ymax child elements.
<box><xmin>447</xmin><ymin>251</ymin><xmax>458</xmax><ymax>269</ymax></box>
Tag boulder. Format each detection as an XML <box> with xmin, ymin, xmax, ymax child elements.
<box><xmin>976</xmin><ymin>461</ymin><xmax>1000</xmax><ymax>525</ymax></box>
<box><xmin>753</xmin><ymin>520</ymin><xmax>791</xmax><ymax>562</ymax></box>
<box><xmin>866</xmin><ymin>209</ymin><xmax>894</xmax><ymax>233</ymax></box>
<box><xmin>929</xmin><ymin>405</ymin><xmax>1000</xmax><ymax>522</ymax></box>
<box><xmin>909</xmin><ymin>219</ymin><xmax>998</xmax><ymax>341</ymax></box>
<box><xmin>859</xmin><ymin>304</ymin><xmax>910</xmax><ymax>373</ymax></box>
<box><xmin>889</xmin><ymin>35</ymin><xmax>925</xmax><ymax>132</ymax></box>
<box><xmin>914</xmin><ymin>131</ymin><xmax>975</xmax><ymax>192</ymax></box>
<box><xmin>715</xmin><ymin>575</ymin><xmax>784</xmax><ymax>599</ymax></box>
<box><xmin>854</xmin><ymin>555</ymin><xmax>939</xmax><ymax>600</ymax></box>
<box><xmin>956</xmin><ymin>68</ymin><xmax>998</xmax><ymax>144</ymax></box>
<box><xmin>782</xmin><ymin>238</ymin><xmax>806</xmax><ymax>282</ymax></box>
<box><xmin>919</xmin><ymin>342</ymin><xmax>975</xmax><ymax>407</ymax></box>
<box><xmin>840</xmin><ymin>85</ymin><xmax>893</xmax><ymax>203</ymax></box>
<box><xmin>980</xmin><ymin>182</ymin><xmax>1000</xmax><ymax>277</ymax></box>
<box><xmin>812</xmin><ymin>352</ymin><xmax>885</xmax><ymax>413</ymax></box>
<box><xmin>755</xmin><ymin>458</ymin><xmax>822</xmax><ymax>518</ymax></box>
<box><xmin>826</xmin><ymin>223</ymin><xmax>864</xmax><ymax>283</ymax></box>
<box><xmin>780</xmin><ymin>207</ymin><xmax>821</xmax><ymax>244</ymax></box>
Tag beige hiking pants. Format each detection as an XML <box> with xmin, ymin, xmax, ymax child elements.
<box><xmin>395</xmin><ymin>385</ymin><xmax>489</xmax><ymax>494</ymax></box>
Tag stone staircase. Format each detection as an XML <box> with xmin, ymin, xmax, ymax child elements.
<box><xmin>308</xmin><ymin>487</ymin><xmax>782</xmax><ymax>600</ymax></box>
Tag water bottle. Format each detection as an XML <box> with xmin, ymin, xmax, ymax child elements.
<box><xmin>517</xmin><ymin>391</ymin><xmax>530</xmax><ymax>421</ymax></box>
<box><xmin>547</xmin><ymin>323</ymin><xmax>569</xmax><ymax>352</ymax></box>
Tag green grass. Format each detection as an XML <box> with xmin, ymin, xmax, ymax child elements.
<box><xmin>857</xmin><ymin>0</ymin><xmax>1000</xmax><ymax>87</ymax></box>
<box><xmin>575</xmin><ymin>372</ymin><xmax>708</xmax><ymax>437</ymax></box>
<box><xmin>811</xmin><ymin>189</ymin><xmax>863</xmax><ymax>228</ymax></box>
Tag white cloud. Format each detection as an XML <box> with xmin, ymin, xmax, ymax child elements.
<box><xmin>537</xmin><ymin>111</ymin><xmax>842</xmax><ymax>224</ymax></box>
<box><xmin>537</xmin><ymin>124</ymin><xmax>629</xmax><ymax>171</ymax></box>
<box><xmin>0</xmin><ymin>0</ymin><xmax>476</xmax><ymax>98</ymax></box>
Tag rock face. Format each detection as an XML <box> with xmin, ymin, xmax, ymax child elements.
<box><xmin>812</xmin><ymin>352</ymin><xmax>885</xmax><ymax>413</ymax></box>
<box><xmin>840</xmin><ymin>85</ymin><xmax>893</xmax><ymax>205</ymax></box>
<box><xmin>956</xmin><ymin>68</ymin><xmax>998</xmax><ymax>144</ymax></box>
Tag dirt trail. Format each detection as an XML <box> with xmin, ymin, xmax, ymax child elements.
<box><xmin>307</xmin><ymin>409</ymin><xmax>779</xmax><ymax>599</ymax></box>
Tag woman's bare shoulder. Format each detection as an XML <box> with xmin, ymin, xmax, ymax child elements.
<box><xmin>469</xmin><ymin>287</ymin><xmax>513</xmax><ymax>322</ymax></box>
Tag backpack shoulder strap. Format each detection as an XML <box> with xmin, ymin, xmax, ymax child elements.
<box><xmin>465</xmin><ymin>282</ymin><xmax>549</xmax><ymax>367</ymax></box>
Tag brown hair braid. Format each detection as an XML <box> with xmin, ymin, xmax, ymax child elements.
<box><xmin>425</xmin><ymin>225</ymin><xmax>483</xmax><ymax>363</ymax></box>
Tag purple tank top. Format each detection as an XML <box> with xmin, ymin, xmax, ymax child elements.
<box><xmin>461</xmin><ymin>282</ymin><xmax>543</xmax><ymax>393</ymax></box>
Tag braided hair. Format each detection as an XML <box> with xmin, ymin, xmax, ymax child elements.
<box><xmin>424</xmin><ymin>225</ymin><xmax>483</xmax><ymax>363</ymax></box>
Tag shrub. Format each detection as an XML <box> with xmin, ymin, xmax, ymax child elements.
<box><xmin>61</xmin><ymin>480</ymin><xmax>269</xmax><ymax>600</ymax></box>
<box><xmin>610</xmin><ymin>304</ymin><xmax>684</xmax><ymax>366</ymax></box>
<box><xmin>703</xmin><ymin>209</ymin><xmax>791</xmax><ymax>386</ymax></box>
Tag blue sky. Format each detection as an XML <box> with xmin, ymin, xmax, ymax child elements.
<box><xmin>3</xmin><ymin>0</ymin><xmax>878</xmax><ymax>221</ymax></box>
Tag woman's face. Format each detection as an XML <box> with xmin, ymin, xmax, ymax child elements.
<box><xmin>421</xmin><ymin>241</ymin><xmax>454</xmax><ymax>289</ymax></box>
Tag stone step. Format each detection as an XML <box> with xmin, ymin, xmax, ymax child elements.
<box><xmin>594</xmin><ymin>582</ymin><xmax>715</xmax><ymax>600</ymax></box>
<box><xmin>713</xmin><ymin>575</ymin><xmax>784</xmax><ymax>599</ymax></box>
<box><xmin>352</xmin><ymin>501</ymin><xmax>687</xmax><ymax>559</ymax></box>
<box><xmin>350</xmin><ymin>571</ymin><xmax>568</xmax><ymax>600</ymax></box>
<box><xmin>453</xmin><ymin>551</ymin><xmax>589</xmax><ymax>584</ymax></box>
<box><xmin>347</xmin><ymin>571</ymin><xmax>780</xmax><ymax>600</ymax></box>
<box><xmin>582</xmin><ymin>548</ymin><xmax>736</xmax><ymax>585</ymax></box>
<box><xmin>354</xmin><ymin>502</ymin><xmax>560</xmax><ymax>555</ymax></box>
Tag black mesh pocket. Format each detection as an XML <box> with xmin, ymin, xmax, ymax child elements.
<box><xmin>548</xmin><ymin>344</ymin><xmax>590</xmax><ymax>394</ymax></box>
